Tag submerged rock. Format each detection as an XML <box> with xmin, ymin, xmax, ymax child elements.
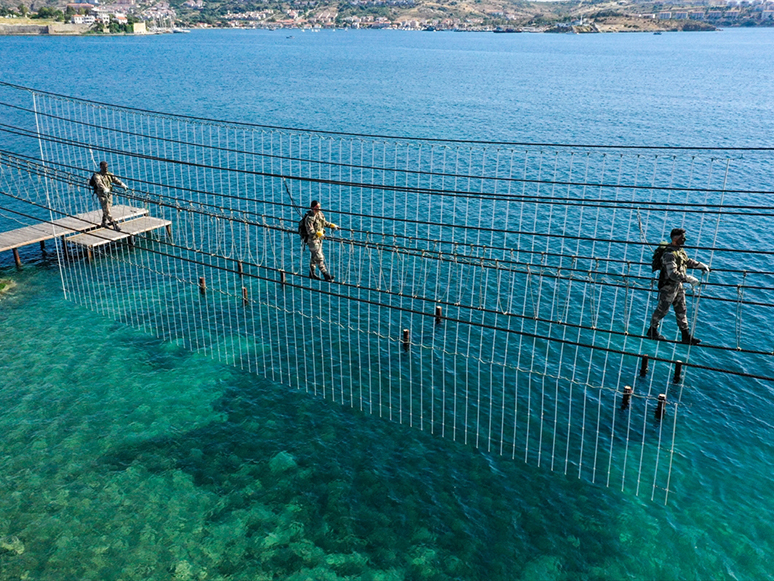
<box><xmin>0</xmin><ymin>535</ymin><xmax>25</xmax><ymax>555</ymax></box>
<box><xmin>269</xmin><ymin>451</ymin><xmax>297</xmax><ymax>474</ymax></box>
<box><xmin>173</xmin><ymin>560</ymin><xmax>193</xmax><ymax>580</ymax></box>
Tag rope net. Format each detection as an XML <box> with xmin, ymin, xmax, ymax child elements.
<box><xmin>1</xmin><ymin>83</ymin><xmax>773</xmax><ymax>503</ymax></box>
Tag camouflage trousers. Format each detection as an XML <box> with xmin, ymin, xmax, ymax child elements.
<box><xmin>650</xmin><ymin>283</ymin><xmax>689</xmax><ymax>331</ymax></box>
<box><xmin>96</xmin><ymin>191</ymin><xmax>114</xmax><ymax>226</ymax></box>
<box><xmin>307</xmin><ymin>239</ymin><xmax>330</xmax><ymax>275</ymax></box>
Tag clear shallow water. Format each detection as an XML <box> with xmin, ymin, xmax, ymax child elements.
<box><xmin>1</xmin><ymin>29</ymin><xmax>774</xmax><ymax>580</ymax></box>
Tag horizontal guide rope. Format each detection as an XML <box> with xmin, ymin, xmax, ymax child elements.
<box><xmin>4</xmin><ymin>197</ymin><xmax>774</xmax><ymax>364</ymax></box>
<box><xmin>6</xmin><ymin>99</ymin><xmax>774</xmax><ymax>206</ymax></box>
<box><xmin>3</xmin><ymin>80</ymin><xmax>774</xmax><ymax>150</ymax></box>
<box><xmin>3</xmin><ymin>149</ymin><xmax>774</xmax><ymax>261</ymax></box>
<box><xmin>2</xmin><ymin>144</ymin><xmax>770</xmax><ymax>215</ymax></box>
<box><xmin>2</xmin><ymin>185</ymin><xmax>774</xmax><ymax>303</ymax></box>
<box><xmin>2</xmin><ymin>123</ymin><xmax>774</xmax><ymax>200</ymax></box>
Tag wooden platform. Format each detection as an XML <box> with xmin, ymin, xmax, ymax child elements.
<box><xmin>67</xmin><ymin>216</ymin><xmax>172</xmax><ymax>249</ymax></box>
<box><xmin>0</xmin><ymin>205</ymin><xmax>147</xmax><ymax>252</ymax></box>
<box><xmin>0</xmin><ymin>205</ymin><xmax>168</xmax><ymax>266</ymax></box>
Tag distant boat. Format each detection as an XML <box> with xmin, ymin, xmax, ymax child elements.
<box><xmin>493</xmin><ymin>27</ymin><xmax>521</xmax><ymax>33</ymax></box>
<box><xmin>172</xmin><ymin>28</ymin><xmax>189</xmax><ymax>33</ymax></box>
<box><xmin>286</xmin><ymin>35</ymin><xmax>294</xmax><ymax>39</ymax></box>
<box><xmin>654</xmin><ymin>31</ymin><xmax>662</xmax><ymax>35</ymax></box>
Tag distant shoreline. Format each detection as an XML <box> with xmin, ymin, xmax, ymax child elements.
<box><xmin>2</xmin><ymin>19</ymin><xmax>772</xmax><ymax>36</ymax></box>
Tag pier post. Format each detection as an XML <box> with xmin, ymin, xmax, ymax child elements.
<box><xmin>165</xmin><ymin>224</ymin><xmax>172</xmax><ymax>239</ymax></box>
<box><xmin>61</xmin><ymin>239</ymin><xmax>70</xmax><ymax>261</ymax></box>
<box><xmin>673</xmin><ymin>360</ymin><xmax>683</xmax><ymax>383</ymax></box>
<box><xmin>12</xmin><ymin>248</ymin><xmax>21</xmax><ymax>268</ymax></box>
<box><xmin>621</xmin><ymin>386</ymin><xmax>633</xmax><ymax>410</ymax></box>
<box><xmin>639</xmin><ymin>355</ymin><xmax>649</xmax><ymax>377</ymax></box>
<box><xmin>40</xmin><ymin>240</ymin><xmax>45</xmax><ymax>252</ymax></box>
<box><xmin>242</xmin><ymin>286</ymin><xmax>248</xmax><ymax>305</ymax></box>
<box><xmin>655</xmin><ymin>394</ymin><xmax>666</xmax><ymax>421</ymax></box>
<box><xmin>280</xmin><ymin>270</ymin><xmax>286</xmax><ymax>285</ymax></box>
<box><xmin>403</xmin><ymin>329</ymin><xmax>410</xmax><ymax>352</ymax></box>
<box><xmin>435</xmin><ymin>305</ymin><xmax>442</xmax><ymax>325</ymax></box>
<box><xmin>199</xmin><ymin>276</ymin><xmax>206</xmax><ymax>295</ymax></box>
<box><xmin>237</xmin><ymin>261</ymin><xmax>243</xmax><ymax>277</ymax></box>
<box><xmin>87</xmin><ymin>248</ymin><xmax>93</xmax><ymax>263</ymax></box>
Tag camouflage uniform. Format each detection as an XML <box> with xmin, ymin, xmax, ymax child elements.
<box><xmin>89</xmin><ymin>170</ymin><xmax>126</xmax><ymax>227</ymax></box>
<box><xmin>649</xmin><ymin>245</ymin><xmax>705</xmax><ymax>331</ymax></box>
<box><xmin>303</xmin><ymin>209</ymin><xmax>335</xmax><ymax>277</ymax></box>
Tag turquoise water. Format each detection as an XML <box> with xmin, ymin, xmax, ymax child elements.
<box><xmin>1</xmin><ymin>29</ymin><xmax>774</xmax><ymax>580</ymax></box>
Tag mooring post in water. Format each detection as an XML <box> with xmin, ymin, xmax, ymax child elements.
<box><xmin>165</xmin><ymin>224</ymin><xmax>172</xmax><ymax>239</ymax></box>
<box><xmin>639</xmin><ymin>355</ymin><xmax>649</xmax><ymax>377</ymax></box>
<box><xmin>86</xmin><ymin>248</ymin><xmax>93</xmax><ymax>263</ymax></box>
<box><xmin>403</xmin><ymin>329</ymin><xmax>410</xmax><ymax>352</ymax></box>
<box><xmin>199</xmin><ymin>276</ymin><xmax>206</xmax><ymax>295</ymax></box>
<box><xmin>237</xmin><ymin>260</ymin><xmax>243</xmax><ymax>277</ymax></box>
<box><xmin>655</xmin><ymin>394</ymin><xmax>666</xmax><ymax>421</ymax></box>
<box><xmin>621</xmin><ymin>386</ymin><xmax>633</xmax><ymax>410</ymax></box>
<box><xmin>242</xmin><ymin>286</ymin><xmax>248</xmax><ymax>305</ymax></box>
<box><xmin>12</xmin><ymin>248</ymin><xmax>21</xmax><ymax>268</ymax></box>
<box><xmin>40</xmin><ymin>240</ymin><xmax>45</xmax><ymax>252</ymax></box>
<box><xmin>673</xmin><ymin>360</ymin><xmax>683</xmax><ymax>383</ymax></box>
<box><xmin>280</xmin><ymin>270</ymin><xmax>286</xmax><ymax>285</ymax></box>
<box><xmin>435</xmin><ymin>305</ymin><xmax>442</xmax><ymax>325</ymax></box>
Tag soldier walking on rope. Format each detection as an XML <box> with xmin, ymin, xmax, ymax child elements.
<box><xmin>303</xmin><ymin>200</ymin><xmax>338</xmax><ymax>281</ymax></box>
<box><xmin>646</xmin><ymin>227</ymin><xmax>710</xmax><ymax>345</ymax></box>
<box><xmin>89</xmin><ymin>161</ymin><xmax>127</xmax><ymax>231</ymax></box>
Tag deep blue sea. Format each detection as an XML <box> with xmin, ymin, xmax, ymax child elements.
<box><xmin>1</xmin><ymin>28</ymin><xmax>774</xmax><ymax>580</ymax></box>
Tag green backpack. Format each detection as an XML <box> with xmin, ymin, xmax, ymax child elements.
<box><xmin>651</xmin><ymin>242</ymin><xmax>669</xmax><ymax>272</ymax></box>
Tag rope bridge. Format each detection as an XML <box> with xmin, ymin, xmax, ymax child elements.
<box><xmin>1</xmin><ymin>82</ymin><xmax>773</xmax><ymax>503</ymax></box>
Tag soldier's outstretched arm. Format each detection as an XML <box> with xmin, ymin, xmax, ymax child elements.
<box><xmin>685</xmin><ymin>257</ymin><xmax>702</xmax><ymax>270</ymax></box>
<box><xmin>686</xmin><ymin>257</ymin><xmax>710</xmax><ymax>273</ymax></box>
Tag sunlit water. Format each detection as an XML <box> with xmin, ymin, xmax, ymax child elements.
<box><xmin>1</xmin><ymin>28</ymin><xmax>773</xmax><ymax>580</ymax></box>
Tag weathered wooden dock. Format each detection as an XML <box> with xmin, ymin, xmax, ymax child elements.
<box><xmin>67</xmin><ymin>215</ymin><xmax>172</xmax><ymax>261</ymax></box>
<box><xmin>0</xmin><ymin>205</ymin><xmax>171</xmax><ymax>266</ymax></box>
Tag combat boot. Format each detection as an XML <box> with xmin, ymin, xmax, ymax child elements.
<box><xmin>323</xmin><ymin>273</ymin><xmax>335</xmax><ymax>282</ymax></box>
<box><xmin>681</xmin><ymin>329</ymin><xmax>701</xmax><ymax>345</ymax></box>
<box><xmin>309</xmin><ymin>268</ymin><xmax>320</xmax><ymax>280</ymax></box>
<box><xmin>646</xmin><ymin>326</ymin><xmax>665</xmax><ymax>341</ymax></box>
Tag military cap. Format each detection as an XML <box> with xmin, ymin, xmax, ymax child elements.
<box><xmin>670</xmin><ymin>228</ymin><xmax>686</xmax><ymax>239</ymax></box>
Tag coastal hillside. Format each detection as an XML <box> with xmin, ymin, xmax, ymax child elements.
<box><xmin>1</xmin><ymin>0</ymin><xmax>772</xmax><ymax>31</ymax></box>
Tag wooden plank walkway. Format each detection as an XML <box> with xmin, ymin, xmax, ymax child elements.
<box><xmin>0</xmin><ymin>206</ymin><xmax>170</xmax><ymax>266</ymax></box>
<box><xmin>0</xmin><ymin>205</ymin><xmax>148</xmax><ymax>253</ymax></box>
<box><xmin>67</xmin><ymin>215</ymin><xmax>172</xmax><ymax>252</ymax></box>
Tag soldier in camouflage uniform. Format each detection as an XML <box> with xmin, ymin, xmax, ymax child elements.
<box><xmin>647</xmin><ymin>227</ymin><xmax>710</xmax><ymax>345</ymax></box>
<box><xmin>89</xmin><ymin>161</ymin><xmax>127</xmax><ymax>231</ymax></box>
<box><xmin>303</xmin><ymin>200</ymin><xmax>338</xmax><ymax>281</ymax></box>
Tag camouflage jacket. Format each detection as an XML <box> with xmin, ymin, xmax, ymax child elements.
<box><xmin>303</xmin><ymin>210</ymin><xmax>333</xmax><ymax>243</ymax></box>
<box><xmin>89</xmin><ymin>171</ymin><xmax>126</xmax><ymax>196</ymax></box>
<box><xmin>659</xmin><ymin>245</ymin><xmax>702</xmax><ymax>288</ymax></box>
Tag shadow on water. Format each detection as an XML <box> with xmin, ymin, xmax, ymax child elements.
<box><xmin>99</xmin><ymin>366</ymin><xmax>629</xmax><ymax>580</ymax></box>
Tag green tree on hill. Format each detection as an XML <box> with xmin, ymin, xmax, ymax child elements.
<box><xmin>32</xmin><ymin>6</ymin><xmax>65</xmax><ymax>20</ymax></box>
